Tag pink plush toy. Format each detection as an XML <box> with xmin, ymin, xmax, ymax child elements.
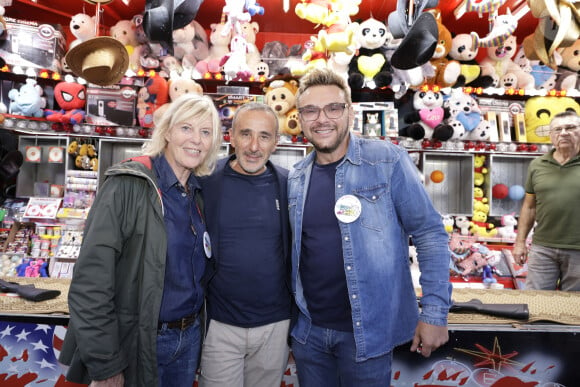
<box><xmin>195</xmin><ymin>23</ymin><xmax>232</xmax><ymax>76</ymax></box>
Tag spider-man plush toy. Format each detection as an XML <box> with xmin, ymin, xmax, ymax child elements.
<box><xmin>45</xmin><ymin>80</ymin><xmax>86</xmax><ymax>124</ymax></box>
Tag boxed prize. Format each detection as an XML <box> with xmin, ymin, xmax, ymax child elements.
<box><xmin>85</xmin><ymin>85</ymin><xmax>138</xmax><ymax>127</ymax></box>
<box><xmin>0</xmin><ymin>17</ymin><xmax>66</xmax><ymax>72</ymax></box>
<box><xmin>209</xmin><ymin>93</ymin><xmax>264</xmax><ymax>134</ymax></box>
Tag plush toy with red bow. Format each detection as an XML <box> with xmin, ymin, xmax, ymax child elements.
<box><xmin>45</xmin><ymin>78</ymin><xmax>86</xmax><ymax>124</ymax></box>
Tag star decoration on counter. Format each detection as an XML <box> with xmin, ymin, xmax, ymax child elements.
<box><xmin>454</xmin><ymin>336</ymin><xmax>521</xmax><ymax>372</ymax></box>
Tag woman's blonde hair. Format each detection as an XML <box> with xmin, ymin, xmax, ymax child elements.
<box><xmin>142</xmin><ymin>93</ymin><xmax>222</xmax><ymax>176</ymax></box>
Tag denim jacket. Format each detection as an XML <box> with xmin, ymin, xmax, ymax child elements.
<box><xmin>288</xmin><ymin>133</ymin><xmax>452</xmax><ymax>361</ymax></box>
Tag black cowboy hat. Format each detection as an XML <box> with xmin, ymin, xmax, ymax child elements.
<box><xmin>142</xmin><ymin>0</ymin><xmax>205</xmax><ymax>54</ymax></box>
<box><xmin>390</xmin><ymin>12</ymin><xmax>439</xmax><ymax>70</ymax></box>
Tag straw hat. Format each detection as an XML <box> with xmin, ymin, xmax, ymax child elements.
<box><xmin>65</xmin><ymin>36</ymin><xmax>129</xmax><ymax>86</ymax></box>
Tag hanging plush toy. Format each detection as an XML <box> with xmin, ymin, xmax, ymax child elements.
<box><xmin>45</xmin><ymin>77</ymin><xmax>86</xmax><ymax>125</ymax></box>
<box><xmin>69</xmin><ymin>13</ymin><xmax>97</xmax><ymax>50</ymax></box>
<box><xmin>348</xmin><ymin>18</ymin><xmax>393</xmax><ymax>90</ymax></box>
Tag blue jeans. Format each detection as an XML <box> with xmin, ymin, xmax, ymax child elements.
<box><xmin>291</xmin><ymin>323</ymin><xmax>392</xmax><ymax>387</ymax></box>
<box><xmin>157</xmin><ymin>318</ymin><xmax>201</xmax><ymax>387</ymax></box>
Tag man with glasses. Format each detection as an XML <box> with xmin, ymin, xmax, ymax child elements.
<box><xmin>513</xmin><ymin>110</ymin><xmax>580</xmax><ymax>291</ymax></box>
<box><xmin>287</xmin><ymin>68</ymin><xmax>452</xmax><ymax>386</ymax></box>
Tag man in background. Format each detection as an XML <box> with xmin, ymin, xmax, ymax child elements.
<box><xmin>513</xmin><ymin>111</ymin><xmax>580</xmax><ymax>291</ymax></box>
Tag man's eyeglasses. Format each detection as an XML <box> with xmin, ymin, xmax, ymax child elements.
<box><xmin>298</xmin><ymin>103</ymin><xmax>348</xmax><ymax>122</ymax></box>
<box><xmin>551</xmin><ymin>125</ymin><xmax>580</xmax><ymax>133</ymax></box>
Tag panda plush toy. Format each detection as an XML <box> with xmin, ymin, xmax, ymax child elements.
<box><xmin>348</xmin><ymin>18</ymin><xmax>393</xmax><ymax>90</ymax></box>
<box><xmin>398</xmin><ymin>88</ymin><xmax>453</xmax><ymax>141</ymax></box>
<box><xmin>448</xmin><ymin>33</ymin><xmax>494</xmax><ymax>89</ymax></box>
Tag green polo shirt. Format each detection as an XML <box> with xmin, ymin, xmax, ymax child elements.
<box><xmin>525</xmin><ymin>149</ymin><xmax>580</xmax><ymax>249</ymax></box>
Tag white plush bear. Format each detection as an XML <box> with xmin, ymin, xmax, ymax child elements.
<box><xmin>69</xmin><ymin>13</ymin><xmax>96</xmax><ymax>50</ymax></box>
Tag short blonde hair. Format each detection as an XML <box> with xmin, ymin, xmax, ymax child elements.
<box><xmin>296</xmin><ymin>68</ymin><xmax>352</xmax><ymax>107</ymax></box>
<box><xmin>142</xmin><ymin>93</ymin><xmax>222</xmax><ymax>176</ymax></box>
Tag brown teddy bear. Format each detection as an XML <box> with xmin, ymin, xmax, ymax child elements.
<box><xmin>263</xmin><ymin>78</ymin><xmax>301</xmax><ymax>137</ymax></box>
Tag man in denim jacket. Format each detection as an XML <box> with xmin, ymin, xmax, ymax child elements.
<box><xmin>288</xmin><ymin>68</ymin><xmax>452</xmax><ymax>386</ymax></box>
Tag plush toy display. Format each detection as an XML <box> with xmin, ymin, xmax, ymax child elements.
<box><xmin>448</xmin><ymin>33</ymin><xmax>494</xmax><ymax>88</ymax></box>
<box><xmin>524</xmin><ymin>97</ymin><xmax>580</xmax><ymax>143</ymax></box>
<box><xmin>556</xmin><ymin>39</ymin><xmax>580</xmax><ymax>91</ymax></box>
<box><xmin>160</xmin><ymin>55</ymin><xmax>185</xmax><ymax>78</ymax></box>
<box><xmin>455</xmin><ymin>215</ymin><xmax>471</xmax><ymax>236</ymax></box>
<box><xmin>263</xmin><ymin>78</ymin><xmax>301</xmax><ymax>136</ymax></box>
<box><xmin>470</xmin><ymin>210</ymin><xmax>497</xmax><ymax>238</ymax></box>
<box><xmin>473</xmin><ymin>186</ymin><xmax>490</xmax><ymax>216</ymax></box>
<box><xmin>44</xmin><ymin>78</ymin><xmax>86</xmax><ymax>124</ymax></box>
<box><xmin>8</xmin><ymin>79</ymin><xmax>46</xmax><ymax>118</ymax></box>
<box><xmin>240</xmin><ymin>21</ymin><xmax>262</xmax><ymax>69</ymax></box>
<box><xmin>172</xmin><ymin>19</ymin><xmax>209</xmax><ymax>73</ymax></box>
<box><xmin>455</xmin><ymin>242</ymin><xmax>494</xmax><ymax>276</ymax></box>
<box><xmin>195</xmin><ymin>23</ymin><xmax>232</xmax><ymax>76</ymax></box>
<box><xmin>470</xmin><ymin>10</ymin><xmax>518</xmax><ymax>49</ymax></box>
<box><xmin>513</xmin><ymin>45</ymin><xmax>559</xmax><ymax>91</ymax></box>
<box><xmin>473</xmin><ymin>154</ymin><xmax>488</xmax><ymax>187</ymax></box>
<box><xmin>110</xmin><ymin>19</ymin><xmax>145</xmax><ymax>73</ymax></box>
<box><xmin>348</xmin><ymin>18</ymin><xmax>393</xmax><ymax>90</ymax></box>
<box><xmin>497</xmin><ymin>213</ymin><xmax>517</xmax><ymax>241</ymax></box>
<box><xmin>292</xmin><ymin>35</ymin><xmax>328</xmax><ymax>76</ymax></box>
<box><xmin>445</xmin><ymin>88</ymin><xmax>492</xmax><ymax>141</ymax></box>
<box><xmin>136</xmin><ymin>75</ymin><xmax>169</xmax><ymax>128</ymax></box>
<box><xmin>69</xmin><ymin>13</ymin><xmax>97</xmax><ymax>50</ymax></box>
<box><xmin>398</xmin><ymin>88</ymin><xmax>453</xmax><ymax>141</ymax></box>
<box><xmin>479</xmin><ymin>35</ymin><xmax>534</xmax><ymax>89</ymax></box>
<box><xmin>153</xmin><ymin>76</ymin><xmax>203</xmax><ymax>123</ymax></box>
<box><xmin>327</xmin><ymin>50</ymin><xmax>356</xmax><ymax>82</ymax></box>
<box><xmin>221</xmin><ymin>34</ymin><xmax>253</xmax><ymax>81</ymax></box>
<box><xmin>68</xmin><ymin>140</ymin><xmax>98</xmax><ymax>171</ymax></box>
<box><xmin>261</xmin><ymin>40</ymin><xmax>303</xmax><ymax>77</ymax></box>
<box><xmin>426</xmin><ymin>10</ymin><xmax>461</xmax><ymax>88</ymax></box>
